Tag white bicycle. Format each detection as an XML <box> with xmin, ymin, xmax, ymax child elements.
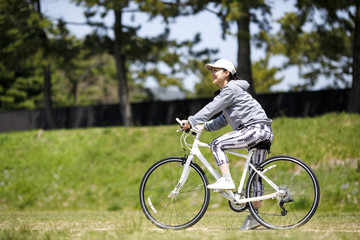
<box><xmin>139</xmin><ymin>119</ymin><xmax>320</xmax><ymax>230</ymax></box>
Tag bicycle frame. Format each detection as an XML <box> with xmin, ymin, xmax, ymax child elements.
<box><xmin>168</xmin><ymin>128</ymin><xmax>281</xmax><ymax>204</ymax></box>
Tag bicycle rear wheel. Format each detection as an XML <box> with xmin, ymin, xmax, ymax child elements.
<box><xmin>246</xmin><ymin>155</ymin><xmax>320</xmax><ymax>229</ymax></box>
<box><xmin>139</xmin><ymin>157</ymin><xmax>210</xmax><ymax>230</ymax></box>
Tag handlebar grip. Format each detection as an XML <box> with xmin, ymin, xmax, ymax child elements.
<box><xmin>176</xmin><ymin>118</ymin><xmax>185</xmax><ymax>126</ymax></box>
<box><xmin>175</xmin><ymin>118</ymin><xmax>181</xmax><ymax>124</ymax></box>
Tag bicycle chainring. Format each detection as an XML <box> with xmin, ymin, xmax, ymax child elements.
<box><xmin>228</xmin><ymin>192</ymin><xmax>247</xmax><ymax>213</ymax></box>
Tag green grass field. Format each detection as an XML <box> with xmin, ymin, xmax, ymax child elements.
<box><xmin>0</xmin><ymin>112</ymin><xmax>359</xmax><ymax>239</ymax></box>
<box><xmin>0</xmin><ymin>211</ymin><xmax>359</xmax><ymax>239</ymax></box>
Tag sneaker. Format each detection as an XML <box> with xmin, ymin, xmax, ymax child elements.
<box><xmin>207</xmin><ymin>177</ymin><xmax>235</xmax><ymax>190</ymax></box>
<box><xmin>240</xmin><ymin>214</ymin><xmax>261</xmax><ymax>230</ymax></box>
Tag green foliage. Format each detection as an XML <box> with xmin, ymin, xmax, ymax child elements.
<box><xmin>1</xmin><ymin>0</ymin><xmax>359</xmax><ymax>112</ymax></box>
<box><xmin>0</xmin><ymin>113</ymin><xmax>359</xmax><ymax>212</ymax></box>
<box><xmin>252</xmin><ymin>57</ymin><xmax>283</xmax><ymax>93</ymax></box>
<box><xmin>1</xmin><ymin>0</ymin><xmax>213</xmax><ymax>111</ymax></box>
<box><xmin>212</xmin><ymin>0</ymin><xmax>271</xmax><ymax>38</ymax></box>
<box><xmin>0</xmin><ymin>1</ymin><xmax>46</xmax><ymax>110</ymax></box>
<box><xmin>74</xmin><ymin>0</ymin><xmax>217</xmax><ymax>103</ymax></box>
<box><xmin>53</xmin><ymin>52</ymin><xmax>120</xmax><ymax>107</ymax></box>
<box><xmin>0</xmin><ymin>0</ymin><xmax>89</xmax><ymax>110</ymax></box>
<box><xmin>193</xmin><ymin>59</ymin><xmax>219</xmax><ymax>98</ymax></box>
<box><xmin>263</xmin><ymin>2</ymin><xmax>357</xmax><ymax>90</ymax></box>
<box><xmin>129</xmin><ymin>31</ymin><xmax>218</xmax><ymax>96</ymax></box>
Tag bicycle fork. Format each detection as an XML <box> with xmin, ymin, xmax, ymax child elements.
<box><xmin>168</xmin><ymin>154</ymin><xmax>195</xmax><ymax>199</ymax></box>
<box><xmin>168</xmin><ymin>139</ymin><xmax>222</xmax><ymax>199</ymax></box>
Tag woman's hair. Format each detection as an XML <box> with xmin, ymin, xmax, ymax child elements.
<box><xmin>230</xmin><ymin>72</ymin><xmax>242</xmax><ymax>80</ymax></box>
<box><xmin>213</xmin><ymin>69</ymin><xmax>242</xmax><ymax>96</ymax></box>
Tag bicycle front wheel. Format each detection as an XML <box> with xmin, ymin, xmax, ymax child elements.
<box><xmin>246</xmin><ymin>155</ymin><xmax>320</xmax><ymax>229</ymax></box>
<box><xmin>139</xmin><ymin>157</ymin><xmax>210</xmax><ymax>230</ymax></box>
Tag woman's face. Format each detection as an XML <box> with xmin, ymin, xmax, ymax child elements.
<box><xmin>211</xmin><ymin>68</ymin><xmax>230</xmax><ymax>88</ymax></box>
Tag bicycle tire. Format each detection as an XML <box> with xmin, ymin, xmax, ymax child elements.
<box><xmin>139</xmin><ymin>157</ymin><xmax>210</xmax><ymax>230</ymax></box>
<box><xmin>246</xmin><ymin>155</ymin><xmax>320</xmax><ymax>229</ymax></box>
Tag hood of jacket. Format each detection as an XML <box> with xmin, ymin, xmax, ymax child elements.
<box><xmin>231</xmin><ymin>80</ymin><xmax>250</xmax><ymax>91</ymax></box>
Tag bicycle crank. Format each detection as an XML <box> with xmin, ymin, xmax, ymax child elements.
<box><xmin>229</xmin><ymin>191</ymin><xmax>247</xmax><ymax>212</ymax></box>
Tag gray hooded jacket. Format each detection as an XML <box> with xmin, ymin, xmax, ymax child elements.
<box><xmin>188</xmin><ymin>80</ymin><xmax>272</xmax><ymax>131</ymax></box>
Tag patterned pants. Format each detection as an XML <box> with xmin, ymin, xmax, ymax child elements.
<box><xmin>210</xmin><ymin>123</ymin><xmax>274</xmax><ymax>196</ymax></box>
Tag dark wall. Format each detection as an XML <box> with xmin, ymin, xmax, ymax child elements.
<box><xmin>258</xmin><ymin>89</ymin><xmax>349</xmax><ymax>117</ymax></box>
<box><xmin>0</xmin><ymin>89</ymin><xmax>350</xmax><ymax>133</ymax></box>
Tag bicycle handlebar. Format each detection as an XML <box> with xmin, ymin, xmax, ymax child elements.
<box><xmin>175</xmin><ymin>118</ymin><xmax>184</xmax><ymax>126</ymax></box>
<box><xmin>175</xmin><ymin>118</ymin><xmax>201</xmax><ymax>135</ymax></box>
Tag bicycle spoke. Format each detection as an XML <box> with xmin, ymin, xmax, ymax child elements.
<box><xmin>140</xmin><ymin>158</ymin><xmax>210</xmax><ymax>229</ymax></box>
<box><xmin>247</xmin><ymin>156</ymin><xmax>319</xmax><ymax>229</ymax></box>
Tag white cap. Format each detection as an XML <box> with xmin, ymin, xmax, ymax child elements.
<box><xmin>205</xmin><ymin>59</ymin><xmax>236</xmax><ymax>75</ymax></box>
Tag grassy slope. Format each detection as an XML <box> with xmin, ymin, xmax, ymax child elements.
<box><xmin>0</xmin><ymin>113</ymin><xmax>359</xmax><ymax>212</ymax></box>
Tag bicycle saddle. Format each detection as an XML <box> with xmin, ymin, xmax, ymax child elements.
<box><xmin>249</xmin><ymin>140</ymin><xmax>272</xmax><ymax>150</ymax></box>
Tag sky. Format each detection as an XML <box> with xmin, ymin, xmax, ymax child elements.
<box><xmin>41</xmin><ymin>0</ymin><xmax>315</xmax><ymax>92</ymax></box>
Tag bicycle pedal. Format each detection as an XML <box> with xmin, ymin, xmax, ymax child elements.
<box><xmin>212</xmin><ymin>189</ymin><xmax>223</xmax><ymax>193</ymax></box>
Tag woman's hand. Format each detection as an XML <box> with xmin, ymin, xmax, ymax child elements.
<box><xmin>195</xmin><ymin>125</ymin><xmax>205</xmax><ymax>130</ymax></box>
<box><xmin>180</xmin><ymin>120</ymin><xmax>191</xmax><ymax>129</ymax></box>
<box><xmin>180</xmin><ymin>120</ymin><xmax>204</xmax><ymax>131</ymax></box>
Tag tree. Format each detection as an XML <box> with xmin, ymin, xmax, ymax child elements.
<box><xmin>0</xmin><ymin>0</ymin><xmax>44</xmax><ymax>110</ymax></box>
<box><xmin>32</xmin><ymin>0</ymin><xmax>84</xmax><ymax>127</ymax></box>
<box><xmin>0</xmin><ymin>0</ymin><xmax>84</xmax><ymax>128</ymax></box>
<box><xmin>135</xmin><ymin>0</ymin><xmax>220</xmax><ymax>98</ymax></box>
<box><xmin>209</xmin><ymin>0</ymin><xmax>273</xmax><ymax>97</ymax></box>
<box><xmin>193</xmin><ymin>59</ymin><xmax>219</xmax><ymax>98</ymax></box>
<box><xmin>114</xmin><ymin>5</ymin><xmax>132</xmax><ymax>126</ymax></box>
<box><xmin>0</xmin><ymin>0</ymin><xmax>60</xmax><ymax>129</ymax></box>
<box><xmin>72</xmin><ymin>0</ymin><xmax>134</xmax><ymax>126</ymax></box>
<box><xmin>264</xmin><ymin>0</ymin><xmax>360</xmax><ymax>112</ymax></box>
<box><xmin>54</xmin><ymin>50</ymin><xmax>116</xmax><ymax>107</ymax></box>
<box><xmin>74</xmin><ymin>0</ymin><xmax>189</xmax><ymax>125</ymax></box>
<box><xmin>74</xmin><ymin>0</ymin><xmax>219</xmax><ymax>125</ymax></box>
<box><xmin>31</xmin><ymin>0</ymin><xmax>58</xmax><ymax>128</ymax></box>
<box><xmin>252</xmin><ymin>57</ymin><xmax>283</xmax><ymax>93</ymax></box>
<box><xmin>348</xmin><ymin>1</ymin><xmax>360</xmax><ymax>113</ymax></box>
<box><xmin>137</xmin><ymin>0</ymin><xmax>281</xmax><ymax>98</ymax></box>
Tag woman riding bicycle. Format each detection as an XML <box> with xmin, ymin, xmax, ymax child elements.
<box><xmin>180</xmin><ymin>58</ymin><xmax>274</xmax><ymax>230</ymax></box>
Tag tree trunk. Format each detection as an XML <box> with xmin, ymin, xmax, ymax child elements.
<box><xmin>348</xmin><ymin>2</ymin><xmax>360</xmax><ymax>113</ymax></box>
<box><xmin>43</xmin><ymin>64</ymin><xmax>57</xmax><ymax>128</ymax></box>
<box><xmin>236</xmin><ymin>7</ymin><xmax>256</xmax><ymax>97</ymax></box>
<box><xmin>114</xmin><ymin>9</ymin><xmax>132</xmax><ymax>126</ymax></box>
<box><xmin>33</xmin><ymin>0</ymin><xmax>57</xmax><ymax>128</ymax></box>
